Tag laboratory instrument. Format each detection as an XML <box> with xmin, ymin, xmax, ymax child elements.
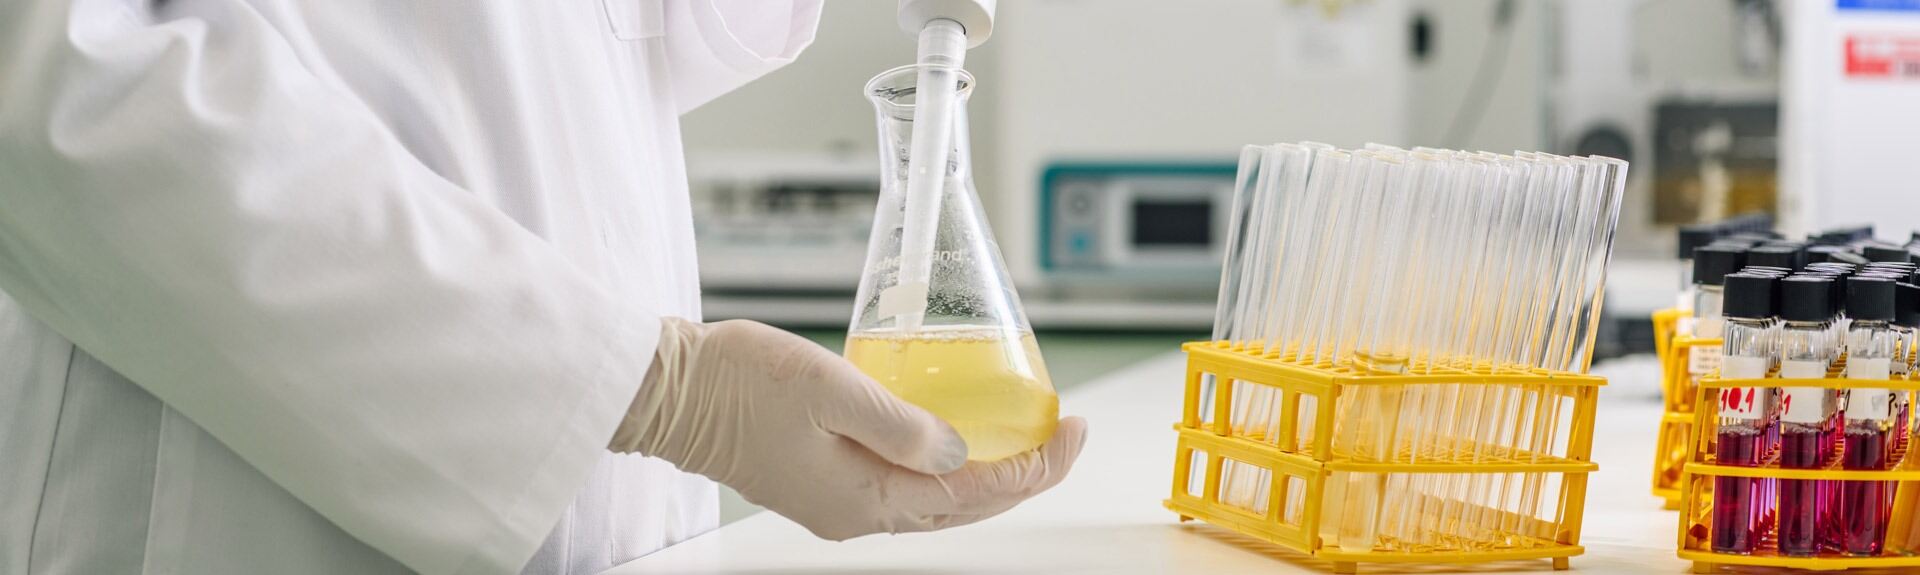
<box><xmin>1039</xmin><ymin>163</ymin><xmax>1237</xmax><ymax>292</ymax></box>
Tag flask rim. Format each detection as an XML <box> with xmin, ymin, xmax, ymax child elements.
<box><xmin>865</xmin><ymin>64</ymin><xmax>976</xmax><ymax>115</ymax></box>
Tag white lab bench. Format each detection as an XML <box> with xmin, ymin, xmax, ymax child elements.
<box><xmin>606</xmin><ymin>354</ymin><xmax>1688</xmax><ymax>574</ymax></box>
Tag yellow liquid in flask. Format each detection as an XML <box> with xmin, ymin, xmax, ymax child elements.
<box><xmin>845</xmin><ymin>327</ymin><xmax>1059</xmax><ymax>462</ymax></box>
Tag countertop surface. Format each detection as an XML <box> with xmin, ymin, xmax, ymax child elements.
<box><xmin>606</xmin><ymin>354</ymin><xmax>1691</xmax><ymax>574</ymax></box>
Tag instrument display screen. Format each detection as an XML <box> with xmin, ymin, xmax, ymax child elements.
<box><xmin>1131</xmin><ymin>200</ymin><xmax>1212</xmax><ymax>246</ymax></box>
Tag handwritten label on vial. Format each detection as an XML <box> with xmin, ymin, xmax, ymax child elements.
<box><xmin>1846</xmin><ymin>357</ymin><xmax>1894</xmax><ymax>419</ymax></box>
<box><xmin>1781</xmin><ymin>387</ymin><xmax>1830</xmax><ymax>424</ymax></box>
<box><xmin>1688</xmin><ymin>345</ymin><xmax>1722</xmax><ymax>376</ymax></box>
<box><xmin>1715</xmin><ymin>355</ymin><xmax>1768</xmax><ymax>420</ymax></box>
<box><xmin>1779</xmin><ymin>359</ymin><xmax>1830</xmax><ymax>424</ymax></box>
<box><xmin>1848</xmin><ymin>389</ymin><xmax>1894</xmax><ymax>419</ymax></box>
<box><xmin>1719</xmin><ymin>386</ymin><xmax>1767</xmax><ymax>419</ymax></box>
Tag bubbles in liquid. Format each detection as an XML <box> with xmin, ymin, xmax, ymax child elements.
<box><xmin>845</xmin><ymin>326</ymin><xmax>1059</xmax><ymax>462</ymax></box>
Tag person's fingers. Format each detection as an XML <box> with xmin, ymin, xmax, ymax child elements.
<box><xmin>899</xmin><ymin>416</ymin><xmax>1088</xmax><ymax>516</ymax></box>
<box><xmin>810</xmin><ymin>360</ymin><xmax>970</xmax><ymax>475</ymax></box>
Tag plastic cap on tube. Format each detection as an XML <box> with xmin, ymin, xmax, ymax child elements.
<box><xmin>1746</xmin><ymin>245</ymin><xmax>1802</xmax><ymax>270</ymax></box>
<box><xmin>1725</xmin><ymin>212</ymin><xmax>1774</xmax><ymax>232</ymax></box>
<box><xmin>1723</xmin><ymin>273</ymin><xmax>1778</xmax><ymax>319</ymax></box>
<box><xmin>1898</xmin><ymin>283</ymin><xmax>1920</xmax><ymax>328</ymax></box>
<box><xmin>1678</xmin><ymin>224</ymin><xmax>1719</xmax><ymax>259</ymax></box>
<box><xmin>1847</xmin><ymin>276</ymin><xmax>1897</xmax><ymax>321</ymax></box>
<box><xmin>1806</xmin><ymin>245</ymin><xmax>1847</xmax><ymax>263</ymax></box>
<box><xmin>1694</xmin><ymin>245</ymin><xmax>1747</xmax><ymax>286</ymax></box>
<box><xmin>1833</xmin><ymin>251</ymin><xmax>1873</xmax><ymax>266</ymax></box>
<box><xmin>1862</xmin><ymin>243</ymin><xmax>1911</xmax><ymax>263</ymax></box>
<box><xmin>1780</xmin><ymin>276</ymin><xmax>1835</xmax><ymax>322</ymax></box>
<box><xmin>1813</xmin><ymin>224</ymin><xmax>1874</xmax><ymax>245</ymax></box>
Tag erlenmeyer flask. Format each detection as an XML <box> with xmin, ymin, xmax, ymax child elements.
<box><xmin>844</xmin><ymin>64</ymin><xmax>1058</xmax><ymax>462</ymax></box>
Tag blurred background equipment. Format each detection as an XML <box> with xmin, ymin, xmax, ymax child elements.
<box><xmin>681</xmin><ymin>0</ymin><xmax>1918</xmax><ymax>356</ymax></box>
<box><xmin>1036</xmin><ymin>163</ymin><xmax>1236</xmax><ymax>297</ymax></box>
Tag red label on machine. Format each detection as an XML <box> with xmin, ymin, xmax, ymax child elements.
<box><xmin>1846</xmin><ymin>34</ymin><xmax>1920</xmax><ymax>78</ymax></box>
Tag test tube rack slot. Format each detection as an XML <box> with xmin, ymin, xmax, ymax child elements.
<box><xmin>1679</xmin><ymin>370</ymin><xmax>1920</xmax><ymax>573</ymax></box>
<box><xmin>1166</xmin><ymin>341</ymin><xmax>1603</xmax><ymax>574</ymax></box>
<box><xmin>1651</xmin><ymin>306</ymin><xmax>1710</xmax><ymax>509</ymax></box>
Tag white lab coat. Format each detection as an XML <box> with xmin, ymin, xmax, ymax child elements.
<box><xmin>0</xmin><ymin>1</ymin><xmax>821</xmax><ymax>574</ymax></box>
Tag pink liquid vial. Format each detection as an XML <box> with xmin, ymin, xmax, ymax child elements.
<box><xmin>1840</xmin><ymin>426</ymin><xmax>1889</xmax><ymax>555</ymax></box>
<box><xmin>1776</xmin><ymin>423</ymin><xmax>1826</xmax><ymax>555</ymax></box>
<box><xmin>1714</xmin><ymin>424</ymin><xmax>1768</xmax><ymax>554</ymax></box>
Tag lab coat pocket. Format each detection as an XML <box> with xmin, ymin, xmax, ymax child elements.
<box><xmin>602</xmin><ymin>0</ymin><xmax>665</xmax><ymax>41</ymax></box>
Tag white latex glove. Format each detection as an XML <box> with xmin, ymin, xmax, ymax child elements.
<box><xmin>610</xmin><ymin>318</ymin><xmax>1088</xmax><ymax>539</ymax></box>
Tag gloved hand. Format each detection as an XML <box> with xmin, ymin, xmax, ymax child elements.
<box><xmin>609</xmin><ymin>317</ymin><xmax>1088</xmax><ymax>539</ymax></box>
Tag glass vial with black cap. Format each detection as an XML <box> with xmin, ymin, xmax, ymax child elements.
<box><xmin>1712</xmin><ymin>272</ymin><xmax>1777</xmax><ymax>555</ymax></box>
<box><xmin>1840</xmin><ymin>276</ymin><xmax>1898</xmax><ymax>555</ymax></box>
<box><xmin>1775</xmin><ymin>275</ymin><xmax>1838</xmax><ymax>556</ymax></box>
<box><xmin>1678</xmin><ymin>224</ymin><xmax>1720</xmax><ymax>310</ymax></box>
<box><xmin>1748</xmin><ymin>244</ymin><xmax>1803</xmax><ymax>271</ymax></box>
<box><xmin>1690</xmin><ymin>245</ymin><xmax>1747</xmax><ymax>380</ymax></box>
<box><xmin>1863</xmin><ymin>243</ymin><xmax>1913</xmax><ymax>264</ymax></box>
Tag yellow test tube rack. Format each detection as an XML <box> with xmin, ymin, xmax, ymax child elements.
<box><xmin>1166</xmin><ymin>341</ymin><xmax>1604</xmax><ymax>574</ymax></box>
<box><xmin>1679</xmin><ymin>367</ymin><xmax>1920</xmax><ymax>573</ymax></box>
<box><xmin>1652</xmin><ymin>306</ymin><xmax>1708</xmax><ymax>509</ymax></box>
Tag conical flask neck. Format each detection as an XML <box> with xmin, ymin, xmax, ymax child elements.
<box><xmin>869</xmin><ymin>66</ymin><xmax>975</xmax><ymax>186</ymax></box>
<box><xmin>850</xmin><ymin>64</ymin><xmax>1029</xmax><ymax>335</ymax></box>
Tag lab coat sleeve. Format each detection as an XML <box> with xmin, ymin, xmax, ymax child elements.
<box><xmin>0</xmin><ymin>3</ymin><xmax>655</xmax><ymax>574</ymax></box>
<box><xmin>665</xmin><ymin>0</ymin><xmax>825</xmax><ymax>114</ymax></box>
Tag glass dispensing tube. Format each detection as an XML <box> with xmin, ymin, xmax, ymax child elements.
<box><xmin>1776</xmin><ymin>276</ymin><xmax>1838</xmax><ymax>556</ymax></box>
<box><xmin>1841</xmin><ymin>276</ymin><xmax>1898</xmax><ymax>556</ymax></box>
<box><xmin>1714</xmin><ymin>272</ymin><xmax>1778</xmax><ymax>555</ymax></box>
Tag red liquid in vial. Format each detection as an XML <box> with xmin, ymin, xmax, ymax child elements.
<box><xmin>1840</xmin><ymin>429</ymin><xmax>1888</xmax><ymax>556</ymax></box>
<box><xmin>1713</xmin><ymin>426</ymin><xmax>1767</xmax><ymax>554</ymax></box>
<box><xmin>1777</xmin><ymin>426</ymin><xmax>1825</xmax><ymax>556</ymax></box>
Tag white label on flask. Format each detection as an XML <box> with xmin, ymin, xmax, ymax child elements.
<box><xmin>1722</xmin><ymin>355</ymin><xmax>1770</xmax><ymax>379</ymax></box>
<box><xmin>1848</xmin><ymin>389</ymin><xmax>1894</xmax><ymax>419</ymax></box>
<box><xmin>1780</xmin><ymin>359</ymin><xmax>1827</xmax><ymax>380</ymax></box>
<box><xmin>876</xmin><ymin>282</ymin><xmax>929</xmax><ymax>319</ymax></box>
<box><xmin>1848</xmin><ymin>357</ymin><xmax>1892</xmax><ymax>381</ymax></box>
<box><xmin>1718</xmin><ymin>386</ymin><xmax>1767</xmax><ymax>419</ymax></box>
<box><xmin>1689</xmin><ymin>345</ymin><xmax>1723</xmax><ymax>375</ymax></box>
